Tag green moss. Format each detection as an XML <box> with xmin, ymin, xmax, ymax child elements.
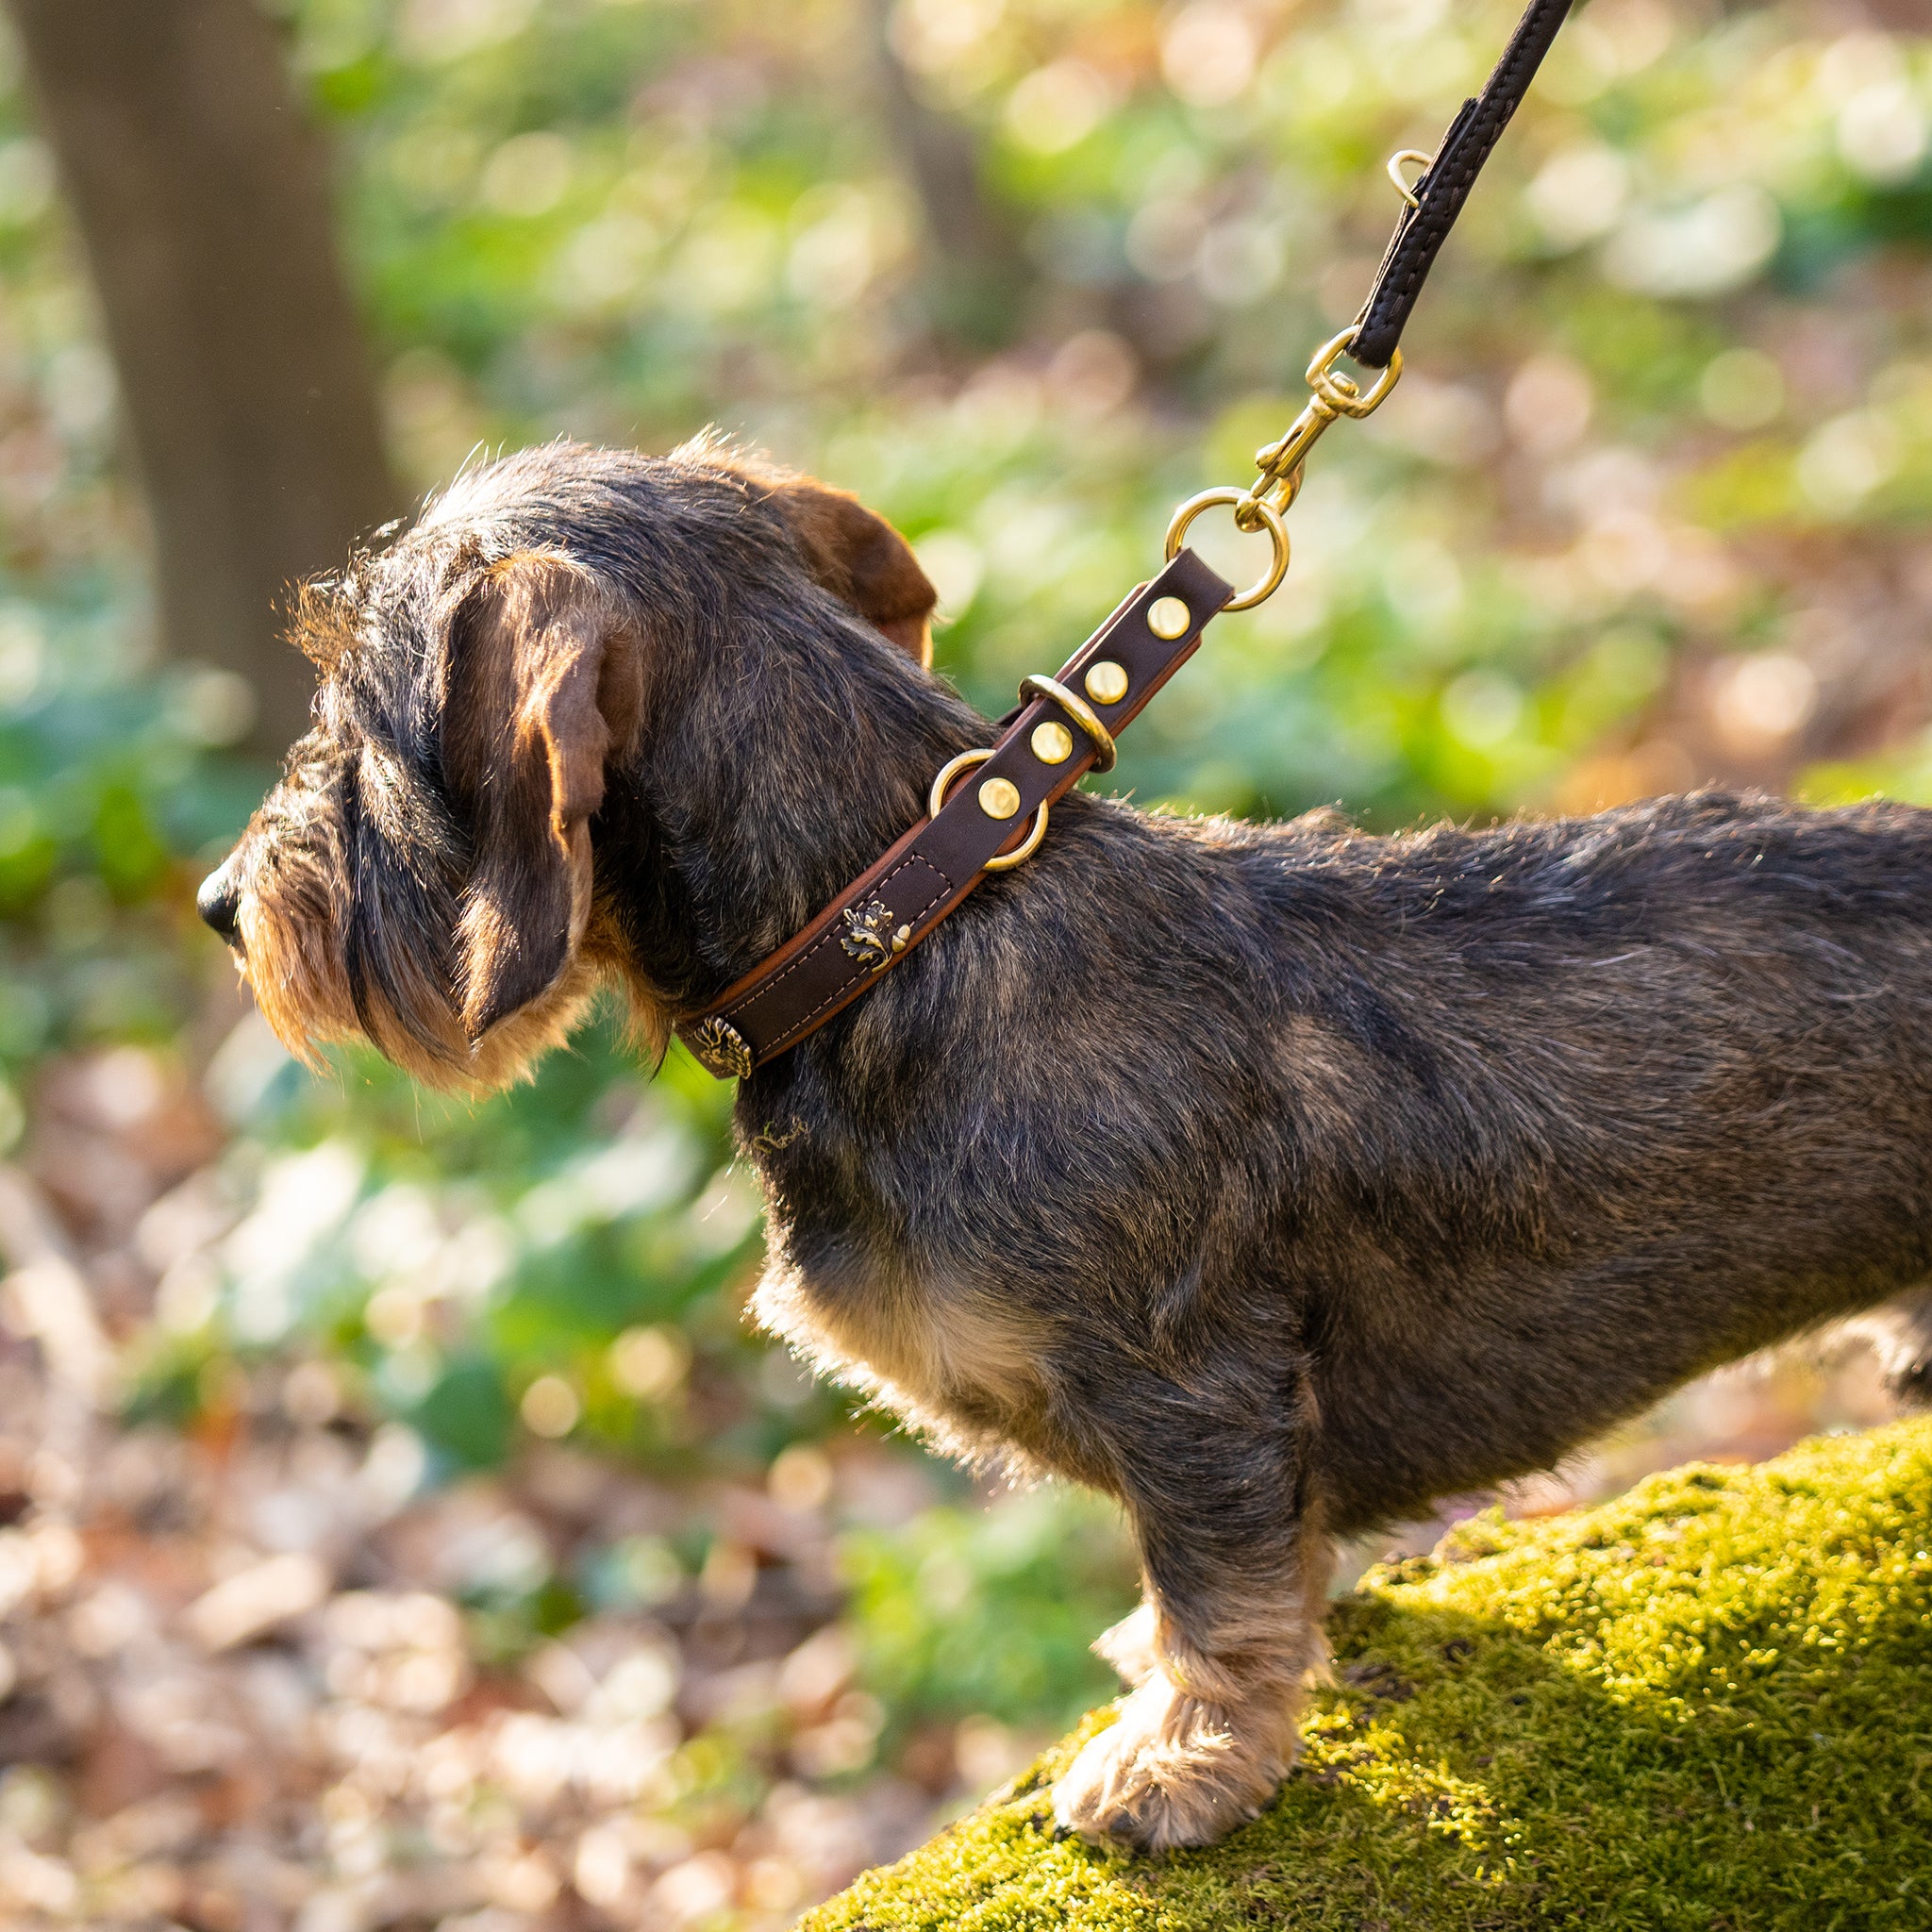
<box><xmin>804</xmin><ymin>1422</ymin><xmax>1932</xmax><ymax>1931</ymax></box>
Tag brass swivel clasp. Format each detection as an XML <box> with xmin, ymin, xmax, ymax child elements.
<box><xmin>1162</xmin><ymin>323</ymin><xmax>1402</xmax><ymax>611</ymax></box>
<box><xmin>1245</xmin><ymin>326</ymin><xmax>1405</xmax><ymax>524</ymax></box>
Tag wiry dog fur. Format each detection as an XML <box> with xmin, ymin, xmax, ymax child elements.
<box><xmin>203</xmin><ymin>439</ymin><xmax>1932</xmax><ymax>1852</ymax></box>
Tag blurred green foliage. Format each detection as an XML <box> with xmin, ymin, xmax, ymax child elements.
<box><xmin>841</xmin><ymin>1489</ymin><xmax>1140</xmax><ymax>1738</ymax></box>
<box><xmin>0</xmin><ymin>0</ymin><xmax>1928</xmax><ymax>1800</ymax></box>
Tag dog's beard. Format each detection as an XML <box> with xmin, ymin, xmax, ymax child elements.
<box><xmin>241</xmin><ymin>884</ymin><xmax>666</xmax><ymax>1094</ymax></box>
<box><xmin>235</xmin><ymin>858</ymin><xmax>360</xmax><ymax>1074</ymax></box>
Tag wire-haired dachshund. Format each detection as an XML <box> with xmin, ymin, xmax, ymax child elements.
<box><xmin>200</xmin><ymin>440</ymin><xmax>1932</xmax><ymax>1848</ymax></box>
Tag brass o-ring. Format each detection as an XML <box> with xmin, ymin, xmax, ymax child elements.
<box><xmin>1162</xmin><ymin>488</ymin><xmax>1291</xmax><ymax>611</ymax></box>
<box><xmin>927</xmin><ymin>749</ymin><xmax>1049</xmax><ymax>871</ymax></box>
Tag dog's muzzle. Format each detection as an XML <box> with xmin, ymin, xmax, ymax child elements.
<box><xmin>197</xmin><ymin>856</ymin><xmax>244</xmax><ymax>948</ymax></box>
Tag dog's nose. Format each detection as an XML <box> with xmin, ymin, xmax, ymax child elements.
<box><xmin>196</xmin><ymin>858</ymin><xmax>244</xmax><ymax>947</ymax></box>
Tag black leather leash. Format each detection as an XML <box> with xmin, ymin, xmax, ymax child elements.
<box><xmin>1354</xmin><ymin>0</ymin><xmax>1577</xmax><ymax>368</ymax></box>
<box><xmin>678</xmin><ymin>0</ymin><xmax>1577</xmax><ymax>1080</ymax></box>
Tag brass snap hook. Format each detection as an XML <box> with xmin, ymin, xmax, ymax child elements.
<box><xmin>1305</xmin><ymin>326</ymin><xmax>1404</xmax><ymax>418</ymax></box>
<box><xmin>1159</xmin><ymin>325</ymin><xmax>1398</xmax><ymax>615</ymax></box>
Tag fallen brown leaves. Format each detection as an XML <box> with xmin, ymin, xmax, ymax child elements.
<box><xmin>0</xmin><ymin>1347</ymin><xmax>946</xmax><ymax>1932</ymax></box>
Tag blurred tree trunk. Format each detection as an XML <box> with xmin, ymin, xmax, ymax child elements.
<box><xmin>6</xmin><ymin>0</ymin><xmax>398</xmax><ymax>758</ymax></box>
<box><xmin>865</xmin><ymin>0</ymin><xmax>1031</xmax><ymax>349</ymax></box>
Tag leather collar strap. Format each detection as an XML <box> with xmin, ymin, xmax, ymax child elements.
<box><xmin>1352</xmin><ymin>0</ymin><xmax>1575</xmax><ymax>370</ymax></box>
<box><xmin>678</xmin><ymin>548</ymin><xmax>1236</xmax><ymax>1077</ymax></box>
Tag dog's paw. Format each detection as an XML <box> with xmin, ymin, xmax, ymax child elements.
<box><xmin>1851</xmin><ymin>1294</ymin><xmax>1932</xmax><ymax>1408</ymax></box>
<box><xmin>1050</xmin><ymin>1673</ymin><xmax>1289</xmax><ymax>1852</ymax></box>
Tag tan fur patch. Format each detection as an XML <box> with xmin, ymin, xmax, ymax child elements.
<box><xmin>238</xmin><ymin>876</ymin><xmax>357</xmax><ymax>1071</ymax></box>
<box><xmin>752</xmin><ymin>1257</ymin><xmax>1049</xmax><ymax>1472</ymax></box>
<box><xmin>1059</xmin><ymin>1529</ymin><xmax>1334</xmax><ymax>1850</ymax></box>
<box><xmin>288</xmin><ymin>575</ymin><xmax>362</xmax><ymax>673</ymax></box>
<box><xmin>239</xmin><ymin>841</ymin><xmax>609</xmax><ymax>1095</ymax></box>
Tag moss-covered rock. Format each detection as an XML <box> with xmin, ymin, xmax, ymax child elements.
<box><xmin>805</xmin><ymin>1421</ymin><xmax>1932</xmax><ymax>1931</ymax></box>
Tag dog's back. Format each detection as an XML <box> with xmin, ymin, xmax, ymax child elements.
<box><xmin>1233</xmin><ymin>792</ymin><xmax>1932</xmax><ymax>1524</ymax></box>
<box><xmin>771</xmin><ymin>786</ymin><xmax>1932</xmax><ymax>1524</ymax></box>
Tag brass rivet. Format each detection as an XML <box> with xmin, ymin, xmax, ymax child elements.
<box><xmin>1030</xmin><ymin>721</ymin><xmax>1074</xmax><ymax>765</ymax></box>
<box><xmin>978</xmin><ymin>775</ymin><xmax>1022</xmax><ymax>821</ymax></box>
<box><xmin>1146</xmin><ymin>595</ymin><xmax>1191</xmax><ymax>641</ymax></box>
<box><xmin>1084</xmin><ymin>659</ymin><xmax>1129</xmax><ymax>706</ymax></box>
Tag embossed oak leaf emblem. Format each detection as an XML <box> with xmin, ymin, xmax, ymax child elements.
<box><xmin>840</xmin><ymin>898</ymin><xmax>911</xmax><ymax>972</ymax></box>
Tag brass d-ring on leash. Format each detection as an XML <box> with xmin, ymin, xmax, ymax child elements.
<box><xmin>1387</xmin><ymin>148</ymin><xmax>1435</xmax><ymax>210</ymax></box>
<box><xmin>928</xmin><ymin>748</ymin><xmax>1049</xmax><ymax>871</ymax></box>
<box><xmin>1163</xmin><ymin>488</ymin><xmax>1291</xmax><ymax>611</ymax></box>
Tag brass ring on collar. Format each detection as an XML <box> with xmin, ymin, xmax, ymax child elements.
<box><xmin>927</xmin><ymin>748</ymin><xmax>1049</xmax><ymax>872</ymax></box>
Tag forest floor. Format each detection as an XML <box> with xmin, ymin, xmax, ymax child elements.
<box><xmin>0</xmin><ymin>1019</ymin><xmax>1907</xmax><ymax>1931</ymax></box>
<box><xmin>0</xmin><ymin>1021</ymin><xmax>961</xmax><ymax>1932</ymax></box>
<box><xmin>0</xmin><ymin>1324</ymin><xmax>960</xmax><ymax>1932</ymax></box>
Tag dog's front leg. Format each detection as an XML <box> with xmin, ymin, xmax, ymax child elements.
<box><xmin>1051</xmin><ymin>1360</ymin><xmax>1327</xmax><ymax>1852</ymax></box>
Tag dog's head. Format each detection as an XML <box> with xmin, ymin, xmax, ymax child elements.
<box><xmin>197</xmin><ymin>440</ymin><xmax>937</xmax><ymax>1090</ymax></box>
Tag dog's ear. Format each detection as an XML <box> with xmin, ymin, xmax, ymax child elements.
<box><xmin>754</xmin><ymin>472</ymin><xmax>938</xmax><ymax>669</ymax></box>
<box><xmin>442</xmin><ymin>553</ymin><xmax>642</xmax><ymax>1045</ymax></box>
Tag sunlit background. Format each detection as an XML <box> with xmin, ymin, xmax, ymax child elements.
<box><xmin>0</xmin><ymin>0</ymin><xmax>1925</xmax><ymax>1924</ymax></box>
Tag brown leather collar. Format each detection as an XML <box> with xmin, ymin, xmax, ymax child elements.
<box><xmin>676</xmin><ymin>547</ymin><xmax>1235</xmax><ymax>1077</ymax></box>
